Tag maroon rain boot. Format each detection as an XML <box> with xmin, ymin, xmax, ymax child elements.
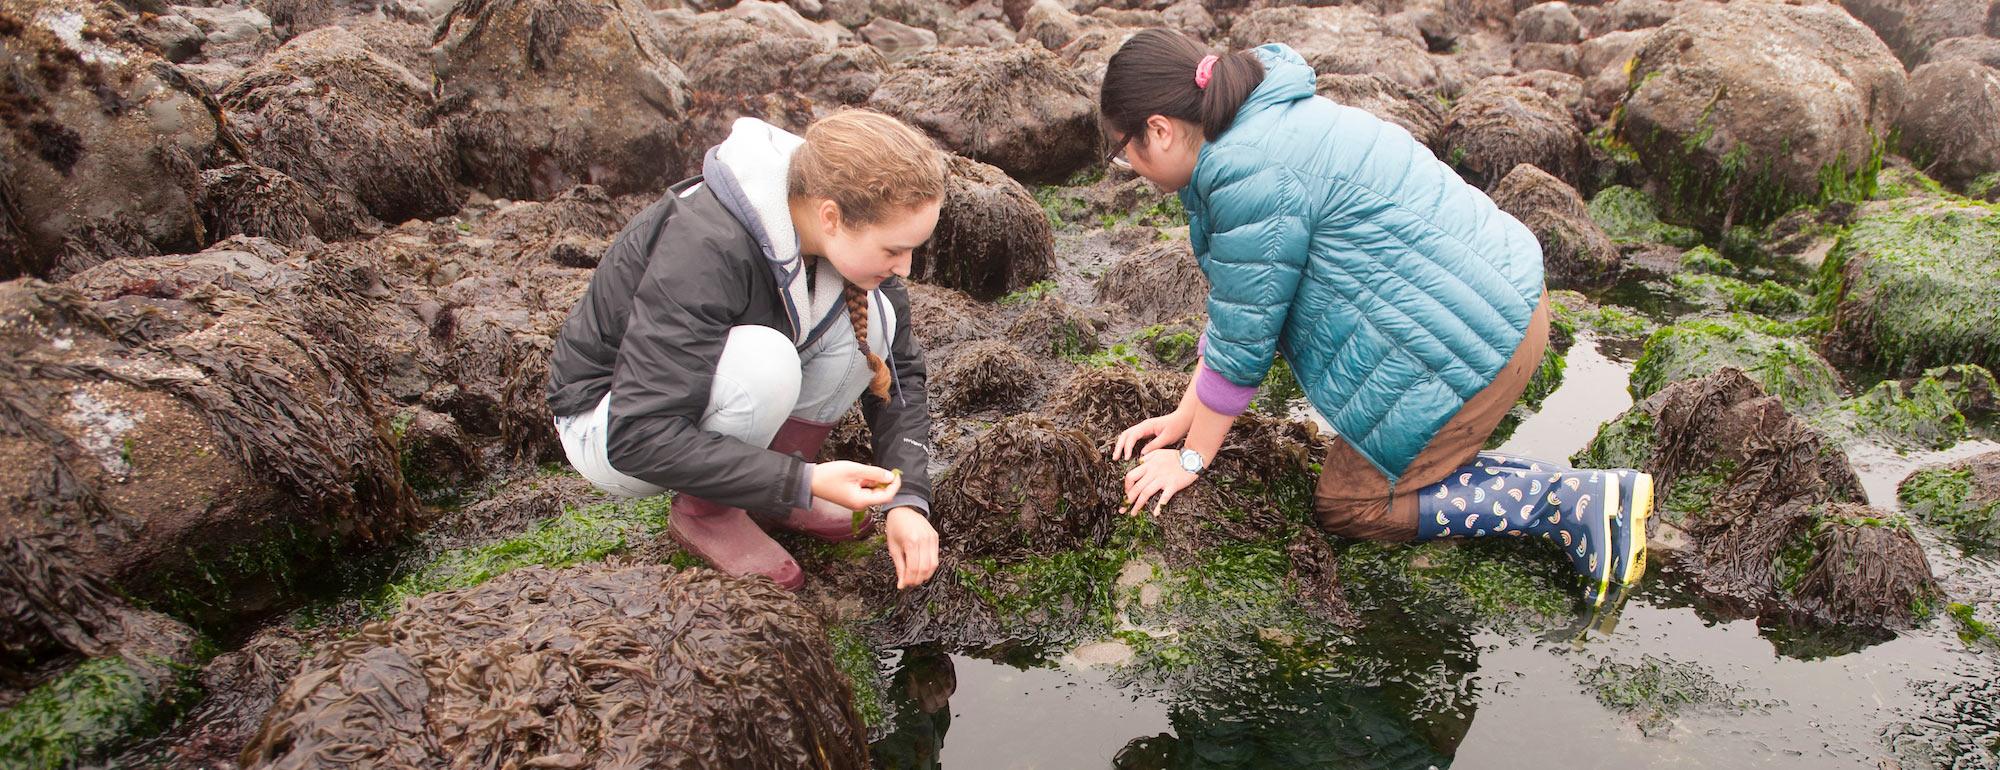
<box><xmin>764</xmin><ymin>416</ymin><xmax>877</xmax><ymax>541</ymax></box>
<box><xmin>667</xmin><ymin>493</ymin><xmax>804</xmax><ymax>590</ymax></box>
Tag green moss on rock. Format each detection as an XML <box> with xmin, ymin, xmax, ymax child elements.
<box><xmin>1900</xmin><ymin>467</ymin><xmax>2000</xmax><ymax>552</ymax></box>
<box><xmin>1670</xmin><ymin>273</ymin><xmax>1810</xmax><ymax>316</ymax></box>
<box><xmin>373</xmin><ymin>495</ymin><xmax>670</xmax><ymax>613</ymax></box>
<box><xmin>1571</xmin><ymin>409</ymin><xmax>1657</xmax><ymax>471</ymax></box>
<box><xmin>1815</xmin><ymin>197</ymin><xmax>2000</xmax><ymax>375</ymax></box>
<box><xmin>0</xmin><ymin>657</ymin><xmax>191</xmax><ymax>770</ymax></box>
<box><xmin>1340</xmin><ymin>540</ymin><xmax>1574</xmax><ymax>627</ymax></box>
<box><xmin>1588</xmin><ymin>186</ymin><xmax>1704</xmax><ymax>247</ymax></box>
<box><xmin>1630</xmin><ymin>314</ymin><xmax>1842</xmax><ymax>408</ymax></box>
<box><xmin>1817</xmin><ymin>364</ymin><xmax>1998</xmax><ymax>450</ymax></box>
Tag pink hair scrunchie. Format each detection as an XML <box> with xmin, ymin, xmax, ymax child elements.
<box><xmin>1195</xmin><ymin>54</ymin><xmax>1219</xmax><ymax>89</ymax></box>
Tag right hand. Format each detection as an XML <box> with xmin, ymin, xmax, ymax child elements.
<box><xmin>812</xmin><ymin>460</ymin><xmax>902</xmax><ymax>511</ymax></box>
<box><xmin>1114</xmin><ymin>408</ymin><xmax>1194</xmax><ymax>461</ymax></box>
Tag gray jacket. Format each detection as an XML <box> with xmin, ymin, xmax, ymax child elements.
<box><xmin>545</xmin><ymin>121</ymin><xmax>933</xmax><ymax>517</ymax></box>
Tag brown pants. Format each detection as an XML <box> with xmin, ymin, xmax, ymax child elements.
<box><xmin>1312</xmin><ymin>294</ymin><xmax>1551</xmax><ymax>541</ymax></box>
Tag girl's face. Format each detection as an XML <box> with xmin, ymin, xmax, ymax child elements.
<box><xmin>1111</xmin><ymin>115</ymin><xmax>1203</xmax><ymax>193</ymax></box>
<box><xmin>814</xmin><ymin>199</ymin><xmax>942</xmax><ymax>290</ymax></box>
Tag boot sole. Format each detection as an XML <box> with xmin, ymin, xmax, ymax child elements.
<box><xmin>1619</xmin><ymin>473</ymin><xmax>1653</xmax><ymax>587</ymax></box>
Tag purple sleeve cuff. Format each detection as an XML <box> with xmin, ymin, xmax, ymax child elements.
<box><xmin>1195</xmin><ymin>362</ymin><xmax>1256</xmax><ymax>416</ymax></box>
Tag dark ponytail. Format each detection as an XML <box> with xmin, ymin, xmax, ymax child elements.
<box><xmin>1100</xmin><ymin>29</ymin><xmax>1266</xmax><ymax>147</ymax></box>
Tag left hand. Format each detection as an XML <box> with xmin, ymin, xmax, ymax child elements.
<box><xmin>1123</xmin><ymin>448</ymin><xmax>1197</xmax><ymax>517</ymax></box>
<box><xmin>884</xmin><ymin>506</ymin><xmax>939</xmax><ymax>589</ymax></box>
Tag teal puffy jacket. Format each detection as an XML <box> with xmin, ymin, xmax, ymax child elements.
<box><xmin>1183</xmin><ymin>44</ymin><xmax>1545</xmax><ymax>483</ymax></box>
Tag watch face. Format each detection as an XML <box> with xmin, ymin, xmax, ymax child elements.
<box><xmin>1180</xmin><ymin>450</ymin><xmax>1201</xmax><ymax>473</ymax></box>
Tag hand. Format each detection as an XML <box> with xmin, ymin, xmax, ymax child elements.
<box><xmin>1114</xmin><ymin>409</ymin><xmax>1194</xmax><ymax>461</ymax></box>
<box><xmin>813</xmin><ymin>461</ymin><xmax>901</xmax><ymax>511</ymax></box>
<box><xmin>884</xmin><ymin>506</ymin><xmax>939</xmax><ymax>589</ymax></box>
<box><xmin>1123</xmin><ymin>448</ymin><xmax>1197</xmax><ymax>517</ymax></box>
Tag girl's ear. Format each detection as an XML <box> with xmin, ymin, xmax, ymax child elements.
<box><xmin>817</xmin><ymin>198</ymin><xmax>844</xmax><ymax>235</ymax></box>
<box><xmin>1146</xmin><ymin>114</ymin><xmax>1175</xmax><ymax>149</ymax></box>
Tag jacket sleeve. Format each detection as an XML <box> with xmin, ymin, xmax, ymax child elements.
<box><xmin>1195</xmin><ymin>150</ymin><xmax>1314</xmax><ymax>389</ymax></box>
<box><xmin>603</xmin><ymin>225</ymin><xmax>809</xmax><ymax>516</ymax></box>
<box><xmin>862</xmin><ymin>278</ymin><xmax>935</xmax><ymax>517</ymax></box>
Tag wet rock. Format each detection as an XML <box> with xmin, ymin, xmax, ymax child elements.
<box><xmin>1895</xmin><ymin>60</ymin><xmax>2000</xmax><ymax>191</ymax></box>
<box><xmin>1578</xmin><ymin>27</ymin><xmax>1649</xmax><ymax>119</ymax></box>
<box><xmin>1442</xmin><ymin>81</ymin><xmax>1587</xmax><ymax>190</ymax></box>
<box><xmin>1045</xmin><ymin>364</ymin><xmax>1183</xmax><ymax>439</ymax></box>
<box><xmin>1018</xmin><ymin>0</ymin><xmax>1093</xmax><ymax>50</ymax></box>
<box><xmin>860</xmin><ymin>16</ymin><xmax>936</xmax><ymax>61</ymax></box>
<box><xmin>1284</xmin><ymin>526</ymin><xmax>1356</xmax><ymax>625</ymax></box>
<box><xmin>935</xmin><ymin>339</ymin><xmax>1040</xmax><ymax>414</ymax></box>
<box><xmin>391</xmin><ymin>406</ymin><xmax>480</xmax><ymax>499</ymax></box>
<box><xmin>1838</xmin><ymin>0</ymin><xmax>1991</xmax><ymax>66</ymax></box>
<box><xmin>434</xmin><ymin>0</ymin><xmax>691</xmax><ymax>201</ymax></box>
<box><xmin>0</xmin><ymin>0</ymin><xmax>220</xmax><ymax>280</ymax></box>
<box><xmin>1620</xmin><ymin>1</ymin><xmax>1905</xmax><ymax>230</ymax></box>
<box><xmin>165</xmin><ymin>625</ymin><xmax>316</xmax><ymax>767</ymax></box>
<box><xmin>175</xmin><ymin>3</ymin><xmax>276</xmax><ymax>63</ymax></box>
<box><xmin>932</xmin><ymin>414</ymin><xmax>1120</xmax><ymax>559</ymax></box>
<box><xmin>126</xmin><ymin>10</ymin><xmax>202</xmax><ymax>61</ymax></box>
<box><xmin>1228</xmin><ymin>6</ymin><xmax>1454</xmax><ymax>94</ymax></box>
<box><xmin>1512</xmin><ymin>41</ymin><xmax>1581</xmax><ymax>76</ymax></box>
<box><xmin>1588</xmin><ymin>0</ymin><xmax>1675</xmax><ymax>35</ymax></box>
<box><xmin>252</xmin><ymin>0</ymin><xmax>330</xmax><ymax>41</ymax></box>
<box><xmin>1900</xmin><ymin>449</ymin><xmax>2000</xmax><ymax>553</ymax></box>
<box><xmin>335</xmin><ymin>16</ymin><xmax>436</xmax><ymax>74</ymax></box>
<box><xmin>1921</xmin><ymin>34</ymin><xmax>2000</xmax><ymax>68</ymax></box>
<box><xmin>1314</xmin><ymin>72</ymin><xmax>1447</xmax><ymax>150</ymax></box>
<box><xmin>1515</xmin><ymin>1</ymin><xmax>1581</xmax><ymax>44</ymax></box>
<box><xmin>0</xmin><ymin>608</ymin><xmax>199</xmax><ymax>767</ymax></box>
<box><xmin>1094</xmin><ymin>239</ymin><xmax>1207</xmax><ymax>325</ymax></box>
<box><xmin>219</xmin><ymin>27</ymin><xmax>459</xmax><ymax>229</ymax></box>
<box><xmin>198</xmin><ymin>163</ymin><xmax>355</xmax><ymax>247</ymax></box>
<box><xmin>1630</xmin><ymin>314</ymin><xmax>1842</xmax><ymax>410</ymax></box>
<box><xmin>1489</xmin><ymin>163</ymin><xmax>1619</xmax><ymax>287</ymax></box>
<box><xmin>1574</xmin><ymin>369</ymin><xmax>1936</xmax><ymax>630</ymax></box>
<box><xmin>242</xmin><ymin>564</ymin><xmax>869</xmax><ymax>769</ymax></box>
<box><xmin>720</xmin><ymin>0</ymin><xmax>836</xmax><ymax>43</ymax></box>
<box><xmin>868</xmin><ymin>44</ymin><xmax>1098</xmax><ymax>183</ymax></box>
<box><xmin>1007</xmin><ymin>295</ymin><xmax>1108</xmax><ymax>358</ymax></box>
<box><xmin>657</xmin><ymin>13</ymin><xmax>878</xmax><ymax>152</ymax></box>
<box><xmin>912</xmin><ymin>154</ymin><xmax>1056</xmax><ymax>302</ymax></box>
<box><xmin>1815</xmin><ymin>196</ymin><xmax>2000</xmax><ymax>375</ymax></box>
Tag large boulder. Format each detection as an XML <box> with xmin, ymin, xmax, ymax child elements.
<box><xmin>1836</xmin><ymin>0</ymin><xmax>1993</xmax><ymax>65</ymax></box>
<box><xmin>868</xmin><ymin>43</ymin><xmax>1098</xmax><ymax>183</ymax></box>
<box><xmin>1489</xmin><ymin>163</ymin><xmax>1619</xmax><ymax>286</ymax></box>
<box><xmin>433</xmin><ymin>0</ymin><xmax>691</xmax><ymax>201</ymax></box>
<box><xmin>1894</xmin><ymin>60</ymin><xmax>2000</xmax><ymax>190</ymax></box>
<box><xmin>1630</xmin><ymin>313</ymin><xmax>1843</xmax><ymax>409</ymax></box>
<box><xmin>1442</xmin><ymin>80</ymin><xmax>1587</xmax><ymax>190</ymax></box>
<box><xmin>241</xmin><ymin>564</ymin><xmax>869</xmax><ymax>769</ymax></box>
<box><xmin>656</xmin><ymin>12</ymin><xmax>885</xmax><ymax>153</ymax></box>
<box><xmin>911</xmin><ymin>154</ymin><xmax>1055</xmax><ymax>302</ymax></box>
<box><xmin>1578</xmin><ymin>27</ymin><xmax>1650</xmax><ymax>120</ymax></box>
<box><xmin>0</xmin><ymin>0</ymin><xmax>219</xmax><ymax>280</ymax></box>
<box><xmin>1619</xmin><ymin>1</ymin><xmax>1906</xmax><ymax>230</ymax></box>
<box><xmin>1573</xmin><ymin>369</ymin><xmax>1936</xmax><ymax>631</ymax></box>
<box><xmin>0</xmin><ymin>254</ymin><xmax>420</xmax><ymax>648</ymax></box>
<box><xmin>1228</xmin><ymin>6</ymin><xmax>1456</xmax><ymax>95</ymax></box>
<box><xmin>1900</xmin><ymin>449</ymin><xmax>2000</xmax><ymax>553</ymax></box>
<box><xmin>219</xmin><ymin>27</ymin><xmax>460</xmax><ymax>231</ymax></box>
<box><xmin>1921</xmin><ymin>34</ymin><xmax>2000</xmax><ymax>68</ymax></box>
<box><xmin>1815</xmin><ymin>196</ymin><xmax>2000</xmax><ymax>376</ymax></box>
<box><xmin>1515</xmin><ymin>1</ymin><xmax>1582</xmax><ymax>44</ymax></box>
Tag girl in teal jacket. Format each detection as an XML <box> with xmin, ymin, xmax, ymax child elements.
<box><xmin>1102</xmin><ymin>29</ymin><xmax>1652</xmax><ymax>607</ymax></box>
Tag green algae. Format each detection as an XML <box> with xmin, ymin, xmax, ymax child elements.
<box><xmin>1817</xmin><ymin>364</ymin><xmax>1998</xmax><ymax>450</ymax></box>
<box><xmin>0</xmin><ymin>657</ymin><xmax>192</xmax><ymax>770</ymax></box>
<box><xmin>1253</xmin><ymin>357</ymin><xmax>1305</xmax><ymax>416</ymax></box>
<box><xmin>1630</xmin><ymin>314</ymin><xmax>1841</xmax><ymax>408</ymax></box>
<box><xmin>827</xmin><ymin>625</ymin><xmax>891</xmax><ymax>729</ymax></box>
<box><xmin>1814</xmin><ymin>197</ymin><xmax>2000</xmax><ymax>375</ymax></box>
<box><xmin>1579</xmin><ymin>654</ymin><xmax>1762</xmax><ymax>737</ymax></box>
<box><xmin>1899</xmin><ymin>467</ymin><xmax>2000</xmax><ymax>552</ymax></box>
<box><xmin>1136</xmin><ymin>323</ymin><xmax>1200</xmax><ymax>370</ymax></box>
<box><xmin>1679</xmin><ymin>245</ymin><xmax>1736</xmax><ymax>275</ymax></box>
<box><xmin>1670</xmin><ymin>273</ymin><xmax>1811</xmax><ymax>317</ymax></box>
<box><xmin>1571</xmin><ymin>409</ymin><xmax>1656</xmax><ymax>471</ymax></box>
<box><xmin>1588</xmin><ymin>185</ymin><xmax>1703</xmax><ymax>247</ymax></box>
<box><xmin>1948</xmin><ymin>603</ymin><xmax>1996</xmax><ymax>647</ymax></box>
<box><xmin>1340</xmin><ymin>540</ymin><xmax>1574</xmax><ymax>628</ymax></box>
<box><xmin>999</xmin><ymin>279</ymin><xmax>1059</xmax><ymax>307</ymax></box>
<box><xmin>372</xmin><ymin>495</ymin><xmax>670</xmax><ymax>614</ymax></box>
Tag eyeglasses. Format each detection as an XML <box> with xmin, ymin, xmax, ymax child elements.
<box><xmin>1107</xmin><ymin>134</ymin><xmax>1133</xmax><ymax>170</ymax></box>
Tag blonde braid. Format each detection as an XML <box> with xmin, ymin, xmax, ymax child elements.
<box><xmin>845</xmin><ymin>282</ymin><xmax>893</xmax><ymax>399</ymax></box>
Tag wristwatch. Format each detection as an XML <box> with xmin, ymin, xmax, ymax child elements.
<box><xmin>1178</xmin><ymin>448</ymin><xmax>1206</xmax><ymax>475</ymax></box>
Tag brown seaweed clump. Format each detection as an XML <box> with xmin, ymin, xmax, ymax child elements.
<box><xmin>1006</xmin><ymin>295</ymin><xmax>1107</xmax><ymax>359</ymax></box>
<box><xmin>910</xmin><ymin>154</ymin><xmax>1057</xmax><ymax>302</ymax></box>
<box><xmin>932</xmin><ymin>415</ymin><xmax>1120</xmax><ymax>559</ymax></box>
<box><xmin>1579</xmin><ymin>368</ymin><xmax>1938</xmax><ymax>629</ymax></box>
<box><xmin>1045</xmin><ymin>364</ymin><xmax>1185</xmax><ymax>439</ymax></box>
<box><xmin>935</xmin><ymin>339</ymin><xmax>1040</xmax><ymax>415</ymax></box>
<box><xmin>241</xmin><ymin>564</ymin><xmax>869</xmax><ymax>770</ymax></box>
<box><xmin>1093</xmin><ymin>240</ymin><xmax>1208</xmax><ymax>325</ymax></box>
